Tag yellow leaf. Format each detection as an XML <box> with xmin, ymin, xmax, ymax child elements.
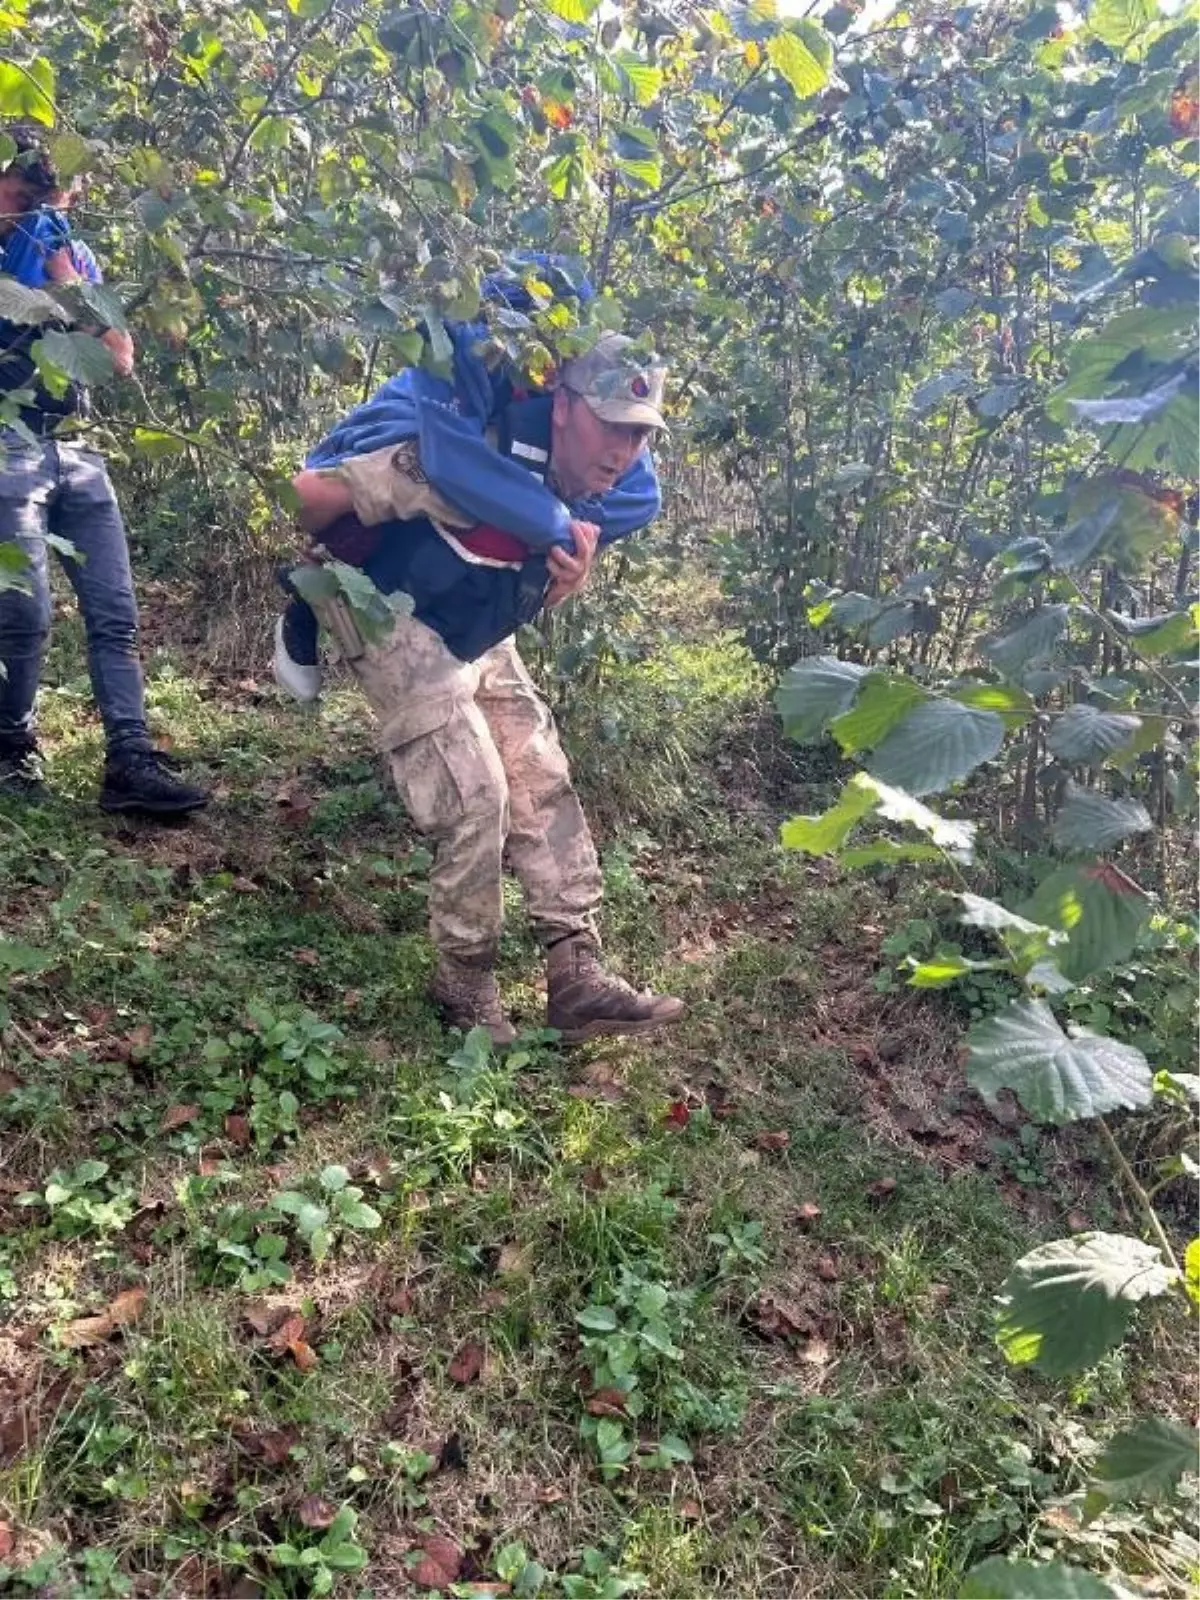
<box><xmin>744</xmin><ymin>40</ymin><xmax>761</xmax><ymax>68</ymax></box>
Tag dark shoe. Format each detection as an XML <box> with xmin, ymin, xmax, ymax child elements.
<box><xmin>0</xmin><ymin>736</ymin><xmax>46</xmax><ymax>802</ymax></box>
<box><xmin>430</xmin><ymin>954</ymin><xmax>517</xmax><ymax>1047</ymax></box>
<box><xmin>100</xmin><ymin>745</ymin><xmax>209</xmax><ymax>818</ymax></box>
<box><xmin>546</xmin><ymin>935</ymin><xmax>685</xmax><ymax>1044</ymax></box>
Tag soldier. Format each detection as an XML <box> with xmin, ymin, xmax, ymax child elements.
<box><xmin>289</xmin><ymin>332</ymin><xmax>684</xmax><ymax>1046</ymax></box>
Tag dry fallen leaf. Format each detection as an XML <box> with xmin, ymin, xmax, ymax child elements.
<box><xmin>224</xmin><ymin>1113</ymin><xmax>251</xmax><ymax>1148</ymax></box>
<box><xmin>289</xmin><ymin>1338</ymin><xmax>319</xmax><ymax>1373</ymax></box>
<box><xmin>585</xmin><ymin>1388</ymin><xmax>628</xmax><ymax>1418</ymax></box>
<box><xmin>0</xmin><ymin>1070</ymin><xmax>22</xmax><ymax>1096</ymax></box>
<box><xmin>798</xmin><ymin>1336</ymin><xmax>832</xmax><ymax>1365</ymax></box>
<box><xmin>795</xmin><ymin>1201</ymin><xmax>822</xmax><ymax>1229</ymax></box>
<box><xmin>59</xmin><ymin>1285</ymin><xmax>147</xmax><ymax>1349</ymax></box>
<box><xmin>267</xmin><ymin>1313</ymin><xmax>306</xmax><ymax>1355</ymax></box>
<box><xmin>297</xmin><ymin>1495</ymin><xmax>337</xmax><ymax>1530</ymax></box>
<box><xmin>160</xmin><ymin>1103</ymin><xmax>200</xmax><ymax>1133</ymax></box>
<box><xmin>447</xmin><ymin>1339</ymin><xmax>485</xmax><ymax>1385</ymax></box>
<box><xmin>814</xmin><ymin>1255</ymin><xmax>840</xmax><ymax>1283</ymax></box>
<box><xmin>411</xmin><ymin>1534</ymin><xmax>463</xmax><ymax>1590</ymax></box>
<box><xmin>497</xmin><ymin>1242</ymin><xmax>533</xmax><ymax>1278</ymax></box>
<box><xmin>537</xmin><ymin>1484</ymin><xmax>565</xmax><ymax>1504</ymax></box>
<box><xmin>1066</xmin><ymin>1209</ymin><xmax>1089</xmax><ymax>1233</ymax></box>
<box><xmin>127</xmin><ymin>1023</ymin><xmax>154</xmax><ymax>1056</ymax></box>
<box><xmin>291</xmin><ymin>947</ymin><xmax>321</xmax><ymax>967</ymax></box>
<box><xmin>664</xmin><ymin>1100</ymin><xmax>690</xmax><ymax>1129</ymax></box>
<box><xmin>755</xmin><ymin>1129</ymin><xmax>791</xmax><ymax>1153</ymax></box>
<box><xmin>745</xmin><ymin>1293</ymin><xmax>814</xmax><ymax>1342</ymax></box>
<box><xmin>0</xmin><ymin>1522</ymin><xmax>13</xmax><ymax>1560</ymax></box>
<box><xmin>678</xmin><ymin>1497</ymin><xmax>702</xmax><ymax>1521</ymax></box>
<box><xmin>866</xmin><ymin>1176</ymin><xmax>898</xmax><ymax>1203</ymax></box>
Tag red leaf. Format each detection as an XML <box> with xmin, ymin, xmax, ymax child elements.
<box><xmin>0</xmin><ymin>1523</ymin><xmax>13</xmax><ymax>1559</ymax></box>
<box><xmin>160</xmin><ymin>1103</ymin><xmax>200</xmax><ymax>1133</ymax></box>
<box><xmin>664</xmin><ymin>1100</ymin><xmax>690</xmax><ymax>1128</ymax></box>
<box><xmin>814</xmin><ymin>1255</ymin><xmax>840</xmax><ymax>1282</ymax></box>
<box><xmin>224</xmin><ymin>1113</ymin><xmax>251</xmax><ymax>1147</ymax></box>
<box><xmin>412</xmin><ymin>1535</ymin><xmax>464</xmax><ymax>1589</ymax></box>
<box><xmin>297</xmin><ymin>1494</ymin><xmax>337</xmax><ymax>1529</ymax></box>
<box><xmin>447</xmin><ymin>1339</ymin><xmax>485</xmax><ymax>1385</ymax></box>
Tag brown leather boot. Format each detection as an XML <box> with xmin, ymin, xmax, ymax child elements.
<box><xmin>429</xmin><ymin>954</ymin><xmax>517</xmax><ymax>1047</ymax></box>
<box><xmin>546</xmin><ymin>935</ymin><xmax>685</xmax><ymax>1044</ymax></box>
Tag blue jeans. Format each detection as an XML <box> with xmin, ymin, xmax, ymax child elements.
<box><xmin>0</xmin><ymin>434</ymin><xmax>148</xmax><ymax>749</ymax></box>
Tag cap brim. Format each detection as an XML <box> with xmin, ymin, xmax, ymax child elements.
<box><xmin>585</xmin><ymin>396</ymin><xmax>669</xmax><ymax>432</ymax></box>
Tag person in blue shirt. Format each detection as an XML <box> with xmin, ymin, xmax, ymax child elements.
<box><xmin>0</xmin><ymin>127</ymin><xmax>208</xmax><ymax>815</ymax></box>
<box><xmin>289</xmin><ymin>331</ymin><xmax>685</xmax><ymax>1047</ymax></box>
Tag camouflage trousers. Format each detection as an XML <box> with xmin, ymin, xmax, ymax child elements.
<box><xmin>343</xmin><ymin>611</ymin><xmax>602</xmax><ymax>962</ymax></box>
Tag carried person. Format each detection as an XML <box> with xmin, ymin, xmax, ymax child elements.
<box><xmin>288</xmin><ymin>323</ymin><xmax>685</xmax><ymax>1047</ymax></box>
<box><xmin>0</xmin><ymin>126</ymin><xmax>208</xmax><ymax>816</ymax></box>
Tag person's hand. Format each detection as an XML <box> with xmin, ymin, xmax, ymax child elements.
<box><xmin>43</xmin><ymin>245</ymin><xmax>81</xmax><ymax>285</ymax></box>
<box><xmin>545</xmin><ymin>519</ymin><xmax>599</xmax><ymax>609</ymax></box>
<box><xmin>100</xmin><ymin>327</ymin><xmax>135</xmax><ymax>378</ymax></box>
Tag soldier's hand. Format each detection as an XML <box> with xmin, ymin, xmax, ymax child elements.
<box><xmin>546</xmin><ymin>520</ymin><xmax>599</xmax><ymax>609</ymax></box>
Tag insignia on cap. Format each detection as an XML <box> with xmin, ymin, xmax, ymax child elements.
<box><xmin>631</xmin><ymin>374</ymin><xmax>650</xmax><ymax>398</ymax></box>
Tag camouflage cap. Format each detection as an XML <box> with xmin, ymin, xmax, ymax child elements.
<box><xmin>559</xmin><ymin>333</ymin><xmax>668</xmax><ymax>430</ymax></box>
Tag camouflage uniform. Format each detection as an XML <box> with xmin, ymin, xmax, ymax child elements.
<box><xmin>344</xmin><ymin>609</ymin><xmax>602</xmax><ymax>962</ymax></box>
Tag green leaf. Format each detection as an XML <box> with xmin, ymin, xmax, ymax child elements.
<box><xmin>859</xmin><ymin>774</ymin><xmax>976</xmax><ymax>856</ymax></box>
<box><xmin>1108</xmin><ymin>606</ymin><xmax>1199</xmax><ymax>658</ymax></box>
<box><xmin>996</xmin><ymin>1232</ymin><xmax>1174</xmax><ymax>1375</ymax></box>
<box><xmin>1059</xmin><ymin>832</ymin><xmax>1153</xmax><ymax>959</ymax></box>
<box><xmin>1185</xmin><ymin>1239</ymin><xmax>1199</xmax><ymax>1305</ymax></box>
<box><xmin>576</xmin><ymin>1305</ymin><xmax>618</xmax><ymax>1332</ymax></box>
<box><xmin>1052</xmin><ymin>787</ymin><xmax>1153</xmax><ymax>853</ymax></box>
<box><xmin>961</xmin><ymin>1556</ymin><xmax>1124</xmax><ymax>1598</ymax></box>
<box><xmin>839</xmin><ymin>840</ymin><xmax>944</xmax><ymax>868</ymax></box>
<box><xmin>827</xmin><ymin>591</ymin><xmax>882</xmax><ymax>627</ymax></box>
<box><xmin>829</xmin><ymin>673</ymin><xmax>927</xmax><ymax>755</ymax></box>
<box><xmin>1048</xmin><ymin>306</ymin><xmax>1195</xmax><ymax>426</ymax></box>
<box><xmin>33</xmin><ymin>329</ymin><xmax>115</xmax><ymax>387</ymax></box>
<box><xmin>338</xmin><ymin>1201</ymin><xmax>382</xmax><ymax>1229</ymax></box>
<box><xmin>866</xmin><ymin>700</ymin><xmax>1006</xmax><ymax>796</ymax></box>
<box><xmin>0</xmin><ymin>56</ymin><xmax>54</xmax><ymax>125</ymax></box>
<box><xmin>1087</xmin><ymin>0</ymin><xmax>1156</xmax><ymax>49</ymax></box>
<box><xmin>132</xmin><ymin>427</ymin><xmax>187</xmax><ymax>459</ymax></box>
<box><xmin>1088</xmin><ymin>1416</ymin><xmax>1200</xmax><ymax>1514</ymax></box>
<box><xmin>320</xmin><ymin>1164</ymin><xmax>350</xmax><ymax>1191</ymax></box>
<box><xmin>544</xmin><ymin>0</ymin><xmax>600</xmax><ymax>18</ymax></box>
<box><xmin>828</xmin><ymin>462</ymin><xmax>873</xmax><ymax>493</ymax></box>
<box><xmin>967</xmin><ymin>999</ymin><xmax>1153</xmax><ymax>1124</ymax></box>
<box><xmin>776</xmin><ymin>656</ymin><xmax>868</xmax><ymax>743</ymax></box>
<box><xmin>613</xmin><ymin>52</ymin><xmax>662</xmax><ymax>106</ymax></box>
<box><xmin>959</xmin><ymin>894</ymin><xmax>1062</xmax><ymax>952</ymax></box>
<box><xmin>977</xmin><ymin>384</ymin><xmax>1022</xmax><ymax>420</ymax></box>
<box><xmin>1070</xmin><ymin>370</ymin><xmax>1187</xmax><ymax>426</ymax></box>
<box><xmin>781</xmin><ymin>780</ymin><xmax>876</xmax><ymax>855</ymax></box>
<box><xmin>951</xmin><ymin>683</ymin><xmax>1036</xmax><ymax>730</ymax></box>
<box><xmin>909</xmin><ymin>955</ymin><xmax>975</xmax><ymax>988</ymax></box>
<box><xmin>912</xmin><ymin>367</ymin><xmax>971</xmax><ymax>413</ymax></box>
<box><xmin>47</xmin><ymin>131</ymin><xmax>91</xmax><ymax>182</ymax></box>
<box><xmin>1068</xmin><ymin>478</ymin><xmax>1183</xmax><ymax>575</ymax></box>
<box><xmin>0</xmin><ymin>276</ymin><xmax>64</xmax><ymax>325</ymax></box>
<box><xmin>981</xmin><ymin>605</ymin><xmax>1070</xmax><ymax>678</ymax></box>
<box><xmin>766</xmin><ymin>21</ymin><xmax>831</xmax><ymax>98</ymax></box>
<box><xmin>1049</xmin><ymin>506</ymin><xmax>1120</xmax><ymax>571</ymax></box>
<box><xmin>1046</xmin><ymin>706</ymin><xmax>1141</xmax><ymax>767</ymax></box>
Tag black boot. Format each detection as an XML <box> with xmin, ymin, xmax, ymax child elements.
<box><xmin>100</xmin><ymin>744</ymin><xmax>209</xmax><ymax>818</ymax></box>
<box><xmin>0</xmin><ymin>734</ymin><xmax>46</xmax><ymax>802</ymax></box>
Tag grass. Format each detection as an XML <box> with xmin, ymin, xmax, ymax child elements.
<box><xmin>0</xmin><ymin>603</ymin><xmax>1196</xmax><ymax>1600</ymax></box>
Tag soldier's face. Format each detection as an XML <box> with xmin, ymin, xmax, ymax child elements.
<box><xmin>550</xmin><ymin>387</ymin><xmax>653</xmax><ymax>499</ymax></box>
<box><xmin>0</xmin><ymin>174</ymin><xmax>45</xmax><ymax>237</ymax></box>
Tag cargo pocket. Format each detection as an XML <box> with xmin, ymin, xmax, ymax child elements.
<box><xmin>383</xmin><ymin>696</ymin><xmax>508</xmax><ymax>840</ymax></box>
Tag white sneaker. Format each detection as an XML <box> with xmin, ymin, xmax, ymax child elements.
<box><xmin>273</xmin><ymin>614</ymin><xmax>323</xmax><ymax>702</ymax></box>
